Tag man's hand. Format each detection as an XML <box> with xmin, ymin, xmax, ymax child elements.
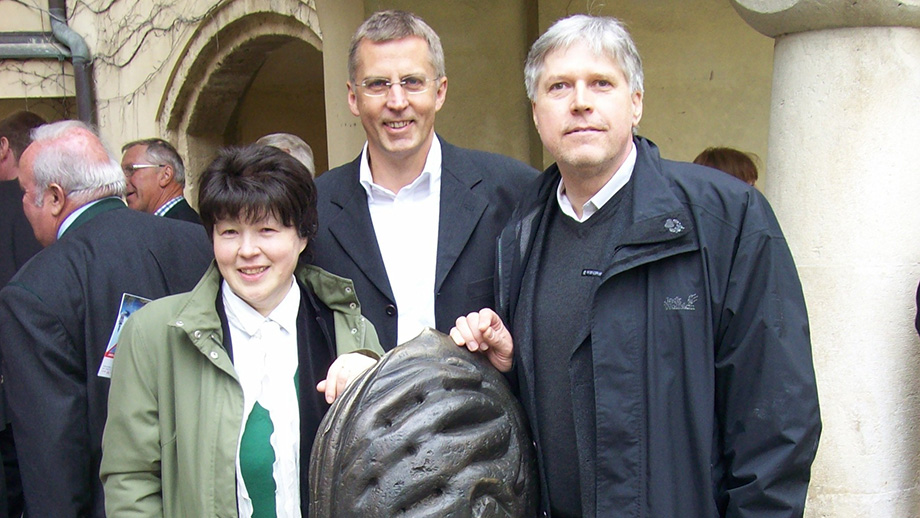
<box><xmin>316</xmin><ymin>353</ymin><xmax>377</xmax><ymax>404</ymax></box>
<box><xmin>449</xmin><ymin>308</ymin><xmax>514</xmax><ymax>372</ymax></box>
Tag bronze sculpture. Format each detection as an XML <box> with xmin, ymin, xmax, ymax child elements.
<box><xmin>310</xmin><ymin>328</ymin><xmax>537</xmax><ymax>517</ymax></box>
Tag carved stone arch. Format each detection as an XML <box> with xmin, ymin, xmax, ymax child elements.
<box><xmin>155</xmin><ymin>0</ymin><xmax>323</xmax><ymax>202</ymax></box>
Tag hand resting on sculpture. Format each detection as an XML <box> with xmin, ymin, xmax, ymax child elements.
<box><xmin>450</xmin><ymin>308</ymin><xmax>514</xmax><ymax>372</ymax></box>
<box><xmin>316</xmin><ymin>352</ymin><xmax>378</xmax><ymax>403</ymax></box>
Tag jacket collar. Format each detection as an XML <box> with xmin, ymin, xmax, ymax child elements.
<box><xmin>499</xmin><ymin>137</ymin><xmax>700</xmax><ymax>316</ymax></box>
<box><xmin>325</xmin><ymin>154</ymin><xmax>393</xmax><ymax>301</ymax></box>
<box><xmin>325</xmin><ymin>135</ymin><xmax>489</xmax><ymax>295</ymax></box>
<box><xmin>435</xmin><ymin>136</ymin><xmax>487</xmax><ymax>292</ymax></box>
<box><xmin>60</xmin><ymin>197</ymin><xmax>126</xmax><ymax>238</ymax></box>
<box><xmin>602</xmin><ymin>137</ymin><xmax>699</xmax><ymax>278</ymax></box>
<box><xmin>167</xmin><ymin>261</ymin><xmax>378</xmax><ymax>357</ymax></box>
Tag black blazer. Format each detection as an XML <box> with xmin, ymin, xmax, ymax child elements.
<box><xmin>163</xmin><ymin>197</ymin><xmax>202</xmax><ymax>225</ymax></box>
<box><xmin>311</xmin><ymin>136</ymin><xmax>538</xmax><ymax>350</ymax></box>
<box><xmin>0</xmin><ymin>180</ymin><xmax>41</xmax><ymax>288</ymax></box>
<box><xmin>0</xmin><ymin>200</ymin><xmax>212</xmax><ymax>517</ymax></box>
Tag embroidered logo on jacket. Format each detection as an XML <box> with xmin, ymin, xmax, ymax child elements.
<box><xmin>664</xmin><ymin>218</ymin><xmax>684</xmax><ymax>234</ymax></box>
<box><xmin>664</xmin><ymin>293</ymin><xmax>698</xmax><ymax>311</ymax></box>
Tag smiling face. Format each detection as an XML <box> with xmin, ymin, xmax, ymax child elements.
<box><xmin>213</xmin><ymin>213</ymin><xmax>307</xmax><ymax>317</ymax></box>
<box><xmin>121</xmin><ymin>144</ymin><xmax>166</xmax><ymax>214</ymax></box>
<box><xmin>531</xmin><ymin>41</ymin><xmax>643</xmax><ymax>182</ymax></box>
<box><xmin>347</xmin><ymin>36</ymin><xmax>447</xmax><ymax>166</ymax></box>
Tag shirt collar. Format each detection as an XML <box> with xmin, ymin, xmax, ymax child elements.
<box><xmin>557</xmin><ymin>142</ymin><xmax>637</xmax><ymax>223</ymax></box>
<box><xmin>154</xmin><ymin>196</ymin><xmax>184</xmax><ymax>217</ymax></box>
<box><xmin>221</xmin><ymin>277</ymin><xmax>301</xmax><ymax>337</ymax></box>
<box><xmin>358</xmin><ymin>136</ymin><xmax>443</xmax><ymax>200</ymax></box>
<box><xmin>57</xmin><ymin>196</ymin><xmax>122</xmax><ymax>239</ymax></box>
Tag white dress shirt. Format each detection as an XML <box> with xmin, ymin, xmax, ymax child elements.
<box><xmin>223</xmin><ymin>278</ymin><xmax>302</xmax><ymax>518</ymax></box>
<box><xmin>557</xmin><ymin>142</ymin><xmax>637</xmax><ymax>222</ymax></box>
<box><xmin>359</xmin><ymin>138</ymin><xmax>441</xmax><ymax>345</ymax></box>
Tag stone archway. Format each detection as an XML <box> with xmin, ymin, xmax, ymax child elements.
<box><xmin>156</xmin><ymin>0</ymin><xmax>323</xmax><ymax>203</ymax></box>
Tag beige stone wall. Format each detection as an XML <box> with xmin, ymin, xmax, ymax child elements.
<box><xmin>0</xmin><ymin>1</ymin><xmax>44</xmax><ymax>32</ymax></box>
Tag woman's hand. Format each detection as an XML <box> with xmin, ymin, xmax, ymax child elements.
<box><xmin>316</xmin><ymin>353</ymin><xmax>377</xmax><ymax>404</ymax></box>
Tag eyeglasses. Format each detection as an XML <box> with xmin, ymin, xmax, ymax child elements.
<box><xmin>356</xmin><ymin>76</ymin><xmax>438</xmax><ymax>97</ymax></box>
<box><xmin>123</xmin><ymin>164</ymin><xmax>164</xmax><ymax>177</ymax></box>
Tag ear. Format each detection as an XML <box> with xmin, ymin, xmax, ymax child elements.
<box><xmin>347</xmin><ymin>82</ymin><xmax>361</xmax><ymax>117</ymax></box>
<box><xmin>0</xmin><ymin>136</ymin><xmax>10</xmax><ymax>160</ymax></box>
<box><xmin>46</xmin><ymin>183</ymin><xmax>67</xmax><ymax>217</ymax></box>
<box><xmin>158</xmin><ymin>165</ymin><xmax>173</xmax><ymax>187</ymax></box>
<box><xmin>531</xmin><ymin>102</ymin><xmax>540</xmax><ymax>132</ymax></box>
<box><xmin>631</xmin><ymin>90</ymin><xmax>644</xmax><ymax>127</ymax></box>
<box><xmin>433</xmin><ymin>76</ymin><xmax>448</xmax><ymax>112</ymax></box>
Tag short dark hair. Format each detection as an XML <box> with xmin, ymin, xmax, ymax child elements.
<box><xmin>0</xmin><ymin>111</ymin><xmax>47</xmax><ymax>160</ymax></box>
<box><xmin>693</xmin><ymin>147</ymin><xmax>760</xmax><ymax>185</ymax></box>
<box><xmin>121</xmin><ymin>138</ymin><xmax>186</xmax><ymax>185</ymax></box>
<box><xmin>198</xmin><ymin>145</ymin><xmax>318</xmax><ymax>255</ymax></box>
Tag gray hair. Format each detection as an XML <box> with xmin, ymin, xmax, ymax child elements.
<box><xmin>348</xmin><ymin>10</ymin><xmax>445</xmax><ymax>83</ymax></box>
<box><xmin>255</xmin><ymin>133</ymin><xmax>315</xmax><ymax>177</ymax></box>
<box><xmin>524</xmin><ymin>14</ymin><xmax>644</xmax><ymax>101</ymax></box>
<box><xmin>30</xmin><ymin>120</ymin><xmax>125</xmax><ymax>207</ymax></box>
<box><xmin>121</xmin><ymin>138</ymin><xmax>186</xmax><ymax>185</ymax></box>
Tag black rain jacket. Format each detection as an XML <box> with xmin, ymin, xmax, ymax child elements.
<box><xmin>497</xmin><ymin>137</ymin><xmax>821</xmax><ymax>517</ymax></box>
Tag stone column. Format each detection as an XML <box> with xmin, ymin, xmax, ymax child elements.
<box><xmin>729</xmin><ymin>1</ymin><xmax>920</xmax><ymax>515</ymax></box>
<box><xmin>316</xmin><ymin>0</ymin><xmax>366</xmax><ymax>169</ymax></box>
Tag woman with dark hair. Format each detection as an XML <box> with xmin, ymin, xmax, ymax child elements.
<box><xmin>100</xmin><ymin>145</ymin><xmax>383</xmax><ymax>517</ymax></box>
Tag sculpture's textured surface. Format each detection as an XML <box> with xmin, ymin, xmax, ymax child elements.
<box><xmin>310</xmin><ymin>328</ymin><xmax>537</xmax><ymax>517</ymax></box>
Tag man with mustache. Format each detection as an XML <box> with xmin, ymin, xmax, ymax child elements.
<box><xmin>453</xmin><ymin>14</ymin><xmax>821</xmax><ymax>518</ymax></box>
<box><xmin>311</xmin><ymin>10</ymin><xmax>537</xmax><ymax>351</ymax></box>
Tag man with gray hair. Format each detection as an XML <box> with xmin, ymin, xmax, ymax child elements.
<box><xmin>120</xmin><ymin>137</ymin><xmax>200</xmax><ymax>223</ymax></box>
<box><xmin>452</xmin><ymin>14</ymin><xmax>820</xmax><ymax>517</ymax></box>
<box><xmin>256</xmin><ymin>132</ymin><xmax>316</xmax><ymax>177</ymax></box>
<box><xmin>0</xmin><ymin>121</ymin><xmax>211</xmax><ymax>517</ymax></box>
<box><xmin>312</xmin><ymin>10</ymin><xmax>537</xmax><ymax>351</ymax></box>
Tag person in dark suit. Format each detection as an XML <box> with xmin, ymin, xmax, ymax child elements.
<box><xmin>0</xmin><ymin>120</ymin><xmax>212</xmax><ymax>517</ymax></box>
<box><xmin>0</xmin><ymin>110</ymin><xmax>45</xmax><ymax>285</ymax></box>
<box><xmin>312</xmin><ymin>10</ymin><xmax>538</xmax><ymax>350</ymax></box>
<box><xmin>0</xmin><ymin>110</ymin><xmax>46</xmax><ymax>518</ymax></box>
<box><xmin>120</xmin><ymin>137</ymin><xmax>201</xmax><ymax>223</ymax></box>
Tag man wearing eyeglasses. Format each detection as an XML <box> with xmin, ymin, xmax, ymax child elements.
<box><xmin>311</xmin><ymin>10</ymin><xmax>538</xmax><ymax>350</ymax></box>
<box><xmin>120</xmin><ymin>138</ymin><xmax>201</xmax><ymax>224</ymax></box>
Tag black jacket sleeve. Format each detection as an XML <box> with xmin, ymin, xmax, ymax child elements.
<box><xmin>0</xmin><ymin>283</ymin><xmax>98</xmax><ymax>517</ymax></box>
<box><xmin>714</xmin><ymin>203</ymin><xmax>821</xmax><ymax>517</ymax></box>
